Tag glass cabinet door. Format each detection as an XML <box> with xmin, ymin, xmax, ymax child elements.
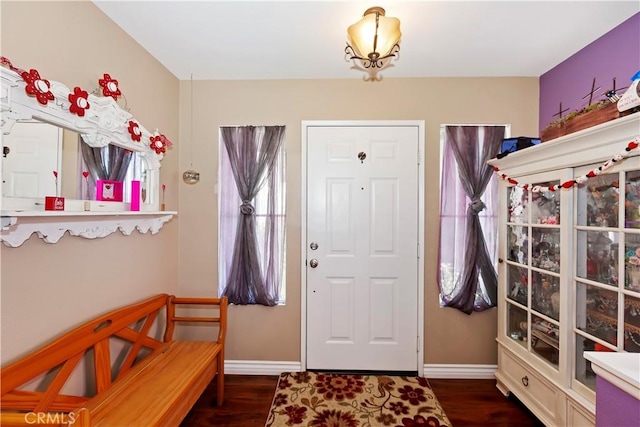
<box><xmin>504</xmin><ymin>180</ymin><xmax>562</xmax><ymax>370</ymax></box>
<box><xmin>574</xmin><ymin>167</ymin><xmax>640</xmax><ymax>394</ymax></box>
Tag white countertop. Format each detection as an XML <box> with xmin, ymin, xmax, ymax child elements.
<box><xmin>584</xmin><ymin>352</ymin><xmax>640</xmax><ymax>400</ymax></box>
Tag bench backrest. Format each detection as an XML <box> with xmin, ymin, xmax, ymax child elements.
<box><xmin>1</xmin><ymin>294</ymin><xmax>228</xmax><ymax>426</ymax></box>
<box><xmin>1</xmin><ymin>294</ymin><xmax>171</xmax><ymax>414</ymax></box>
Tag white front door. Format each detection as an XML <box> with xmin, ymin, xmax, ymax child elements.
<box><xmin>304</xmin><ymin>123</ymin><xmax>422</xmax><ymax>372</ymax></box>
<box><xmin>2</xmin><ymin>121</ymin><xmax>62</xmax><ymax>198</ymax></box>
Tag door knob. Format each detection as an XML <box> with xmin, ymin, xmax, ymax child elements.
<box><xmin>309</xmin><ymin>259</ymin><xmax>318</xmax><ymax>268</ymax></box>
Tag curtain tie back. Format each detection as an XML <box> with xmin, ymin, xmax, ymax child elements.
<box><xmin>469</xmin><ymin>198</ymin><xmax>486</xmax><ymax>215</ymax></box>
<box><xmin>240</xmin><ymin>200</ymin><xmax>255</xmax><ymax>215</ymax></box>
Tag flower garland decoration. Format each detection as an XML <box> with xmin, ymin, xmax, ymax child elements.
<box><xmin>98</xmin><ymin>73</ymin><xmax>121</xmax><ymax>100</ymax></box>
<box><xmin>0</xmin><ymin>56</ymin><xmax>26</xmax><ymax>75</ymax></box>
<box><xmin>494</xmin><ymin>136</ymin><xmax>640</xmax><ymax>193</ymax></box>
<box><xmin>68</xmin><ymin>87</ymin><xmax>90</xmax><ymax>117</ymax></box>
<box><xmin>150</xmin><ymin>134</ymin><xmax>173</xmax><ymax>154</ymax></box>
<box><xmin>127</xmin><ymin>120</ymin><xmax>142</xmax><ymax>142</ymax></box>
<box><xmin>21</xmin><ymin>69</ymin><xmax>55</xmax><ymax>105</ymax></box>
<box><xmin>2</xmin><ymin>58</ymin><xmax>174</xmax><ymax>159</ymax></box>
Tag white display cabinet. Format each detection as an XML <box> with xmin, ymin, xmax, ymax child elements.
<box><xmin>489</xmin><ymin>113</ymin><xmax>640</xmax><ymax>426</ymax></box>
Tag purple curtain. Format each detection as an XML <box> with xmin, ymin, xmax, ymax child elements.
<box><xmin>220</xmin><ymin>125</ymin><xmax>286</xmax><ymax>306</ymax></box>
<box><xmin>438</xmin><ymin>126</ymin><xmax>505</xmax><ymax>314</ymax></box>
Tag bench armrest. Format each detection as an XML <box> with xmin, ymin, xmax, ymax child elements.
<box><xmin>164</xmin><ymin>296</ymin><xmax>228</xmax><ymax>344</ymax></box>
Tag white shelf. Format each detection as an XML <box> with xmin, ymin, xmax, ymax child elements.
<box><xmin>1</xmin><ymin>210</ymin><xmax>176</xmax><ymax>217</ymax></box>
<box><xmin>489</xmin><ymin>112</ymin><xmax>640</xmax><ymax>175</ymax></box>
<box><xmin>0</xmin><ymin>66</ymin><xmax>174</xmax><ymax>248</ymax></box>
<box><xmin>1</xmin><ymin>211</ymin><xmax>177</xmax><ymax>247</ymax></box>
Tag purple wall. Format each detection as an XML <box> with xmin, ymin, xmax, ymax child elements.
<box><xmin>595</xmin><ymin>376</ymin><xmax>640</xmax><ymax>427</ymax></box>
<box><xmin>539</xmin><ymin>13</ymin><xmax>640</xmax><ymax>132</ymax></box>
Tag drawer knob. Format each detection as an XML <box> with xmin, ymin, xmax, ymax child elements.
<box><xmin>522</xmin><ymin>376</ymin><xmax>529</xmax><ymax>387</ymax></box>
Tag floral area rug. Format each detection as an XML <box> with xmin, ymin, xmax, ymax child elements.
<box><xmin>265</xmin><ymin>371</ymin><xmax>451</xmax><ymax>427</ymax></box>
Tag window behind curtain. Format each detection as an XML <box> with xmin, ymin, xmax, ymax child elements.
<box><xmin>438</xmin><ymin>124</ymin><xmax>508</xmax><ymax>309</ymax></box>
<box><xmin>76</xmin><ymin>142</ymin><xmax>144</xmax><ymax>201</ymax></box>
<box><xmin>218</xmin><ymin>133</ymin><xmax>286</xmax><ymax>303</ymax></box>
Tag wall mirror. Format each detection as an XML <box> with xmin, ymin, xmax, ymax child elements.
<box><xmin>3</xmin><ymin>123</ymin><xmax>148</xmax><ymax>205</ymax></box>
<box><xmin>1</xmin><ymin>64</ymin><xmax>170</xmax><ymax>213</ymax></box>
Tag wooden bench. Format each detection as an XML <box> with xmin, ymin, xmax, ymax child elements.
<box><xmin>0</xmin><ymin>294</ymin><xmax>227</xmax><ymax>426</ymax></box>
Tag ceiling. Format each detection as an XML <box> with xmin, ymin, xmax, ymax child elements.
<box><xmin>93</xmin><ymin>1</ymin><xmax>639</xmax><ymax>81</ymax></box>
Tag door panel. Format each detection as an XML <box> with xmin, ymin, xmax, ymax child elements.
<box><xmin>328</xmin><ymin>277</ymin><xmax>355</xmax><ymax>342</ymax></box>
<box><xmin>327</xmin><ymin>179</ymin><xmax>355</xmax><ymax>253</ymax></box>
<box><xmin>2</xmin><ymin>122</ymin><xmax>62</xmax><ymax>198</ymax></box>
<box><xmin>369</xmin><ymin>277</ymin><xmax>397</xmax><ymax>342</ymax></box>
<box><xmin>306</xmin><ymin>125</ymin><xmax>419</xmax><ymax>371</ymax></box>
<box><xmin>370</xmin><ymin>178</ymin><xmax>398</xmax><ymax>253</ymax></box>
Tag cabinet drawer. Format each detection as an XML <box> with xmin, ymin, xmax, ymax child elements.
<box><xmin>567</xmin><ymin>397</ymin><xmax>594</xmax><ymax>427</ymax></box>
<box><xmin>498</xmin><ymin>347</ymin><xmax>560</xmax><ymax>424</ymax></box>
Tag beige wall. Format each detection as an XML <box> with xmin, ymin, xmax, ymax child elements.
<box><xmin>179</xmin><ymin>78</ymin><xmax>539</xmax><ymax>364</ymax></box>
<box><xmin>1</xmin><ymin>1</ymin><xmax>540</xmax><ymax>368</ymax></box>
<box><xmin>0</xmin><ymin>1</ymin><xmax>180</xmax><ymax>363</ymax></box>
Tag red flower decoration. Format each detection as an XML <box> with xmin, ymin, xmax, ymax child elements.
<box><xmin>272</xmin><ymin>392</ymin><xmax>288</xmax><ymax>407</ymax></box>
<box><xmin>128</xmin><ymin>121</ymin><xmax>142</xmax><ymax>142</ymax></box>
<box><xmin>401</xmin><ymin>414</ymin><xmax>443</xmax><ymax>427</ymax></box>
<box><xmin>98</xmin><ymin>73</ymin><xmax>121</xmax><ymax>100</ymax></box>
<box><xmin>281</xmin><ymin>405</ymin><xmax>307</xmax><ymax>424</ymax></box>
<box><xmin>21</xmin><ymin>69</ymin><xmax>54</xmax><ymax>105</ymax></box>
<box><xmin>415</xmin><ymin>377</ymin><xmax>431</xmax><ymax>388</ymax></box>
<box><xmin>314</xmin><ymin>374</ymin><xmax>365</xmax><ymax>401</ymax></box>
<box><xmin>310</xmin><ymin>409</ymin><xmax>358</xmax><ymax>427</ymax></box>
<box><xmin>150</xmin><ymin>135</ymin><xmax>167</xmax><ymax>154</ymax></box>
<box><xmin>68</xmin><ymin>87</ymin><xmax>90</xmax><ymax>117</ymax></box>
<box><xmin>397</xmin><ymin>385</ymin><xmax>427</xmax><ymax>406</ymax></box>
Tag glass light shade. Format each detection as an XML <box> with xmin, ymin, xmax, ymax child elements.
<box><xmin>347</xmin><ymin>8</ymin><xmax>401</xmax><ymax>59</ymax></box>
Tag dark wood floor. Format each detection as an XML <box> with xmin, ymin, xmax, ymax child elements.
<box><xmin>181</xmin><ymin>374</ymin><xmax>544</xmax><ymax>426</ymax></box>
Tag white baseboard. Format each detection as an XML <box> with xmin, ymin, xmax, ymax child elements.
<box><xmin>225</xmin><ymin>360</ymin><xmax>496</xmax><ymax>379</ymax></box>
<box><xmin>225</xmin><ymin>360</ymin><xmax>302</xmax><ymax>375</ymax></box>
<box><xmin>423</xmin><ymin>364</ymin><xmax>497</xmax><ymax>379</ymax></box>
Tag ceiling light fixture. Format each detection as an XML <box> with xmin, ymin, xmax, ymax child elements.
<box><xmin>345</xmin><ymin>6</ymin><xmax>401</xmax><ymax>80</ymax></box>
